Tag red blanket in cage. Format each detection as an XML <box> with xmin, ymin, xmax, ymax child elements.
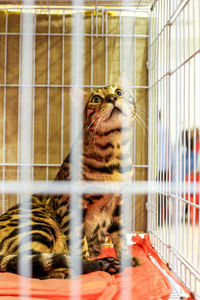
<box><xmin>0</xmin><ymin>235</ymin><xmax>192</xmax><ymax>300</ymax></box>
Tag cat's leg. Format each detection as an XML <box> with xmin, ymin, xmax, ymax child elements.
<box><xmin>108</xmin><ymin>214</ymin><xmax>140</xmax><ymax>268</ymax></box>
<box><xmin>81</xmin><ymin>234</ymin><xmax>120</xmax><ymax>275</ymax></box>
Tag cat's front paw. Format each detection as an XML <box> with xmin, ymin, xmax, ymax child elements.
<box><xmin>98</xmin><ymin>257</ymin><xmax>121</xmax><ymax>274</ymax></box>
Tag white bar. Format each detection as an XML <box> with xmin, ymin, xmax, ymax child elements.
<box><xmin>132</xmin><ymin>14</ymin><xmax>136</xmax><ymax>233</ymax></box>
<box><xmin>0</xmin><ymin>5</ymin><xmax>151</xmax><ymax>12</ymax></box>
<box><xmin>19</xmin><ymin>0</ymin><xmax>35</xmax><ymax>295</ymax></box>
<box><xmin>61</xmin><ymin>14</ymin><xmax>65</xmax><ymax>163</ymax></box>
<box><xmin>17</xmin><ymin>12</ymin><xmax>22</xmax><ymax>204</ymax></box>
<box><xmin>187</xmin><ymin>0</ymin><xmax>191</xmax><ymax>261</ymax></box>
<box><xmin>120</xmin><ymin>5</ymin><xmax>135</xmax><ymax>299</ymax></box>
<box><xmin>0</xmin><ymin>83</ymin><xmax>149</xmax><ymax>89</ymax></box>
<box><xmin>70</xmin><ymin>1</ymin><xmax>84</xmax><ymax>296</ymax></box>
<box><xmin>0</xmin><ymin>162</ymin><xmax>149</xmax><ymax>168</ymax></box>
<box><xmin>32</xmin><ymin>13</ymin><xmax>36</xmax><ymax>181</ymax></box>
<box><xmin>198</xmin><ymin>0</ymin><xmax>200</xmax><ymax>271</ymax></box>
<box><xmin>182</xmin><ymin>5</ymin><xmax>186</xmax><ymax>259</ymax></box>
<box><xmin>46</xmin><ymin>14</ymin><xmax>51</xmax><ymax>181</ymax></box>
<box><xmin>105</xmin><ymin>12</ymin><xmax>108</xmax><ymax>85</ymax></box>
<box><xmin>146</xmin><ymin>11</ymin><xmax>151</xmax><ymax>233</ymax></box>
<box><xmin>3</xmin><ymin>180</ymin><xmax>200</xmax><ymax>197</ymax></box>
<box><xmin>191</xmin><ymin>0</ymin><xmax>196</xmax><ymax>266</ymax></box>
<box><xmin>0</xmin><ymin>32</ymin><xmax>149</xmax><ymax>39</ymax></box>
<box><xmin>90</xmin><ymin>13</ymin><xmax>93</xmax><ymax>88</ymax></box>
<box><xmin>2</xmin><ymin>11</ymin><xmax>8</xmax><ymax>214</ymax></box>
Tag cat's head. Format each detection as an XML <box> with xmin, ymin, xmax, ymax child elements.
<box><xmin>70</xmin><ymin>78</ymin><xmax>136</xmax><ymax>135</ymax></box>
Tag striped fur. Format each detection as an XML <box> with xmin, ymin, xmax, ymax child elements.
<box><xmin>0</xmin><ymin>84</ymin><xmax>140</xmax><ymax>279</ymax></box>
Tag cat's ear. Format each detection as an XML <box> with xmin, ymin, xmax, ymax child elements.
<box><xmin>115</xmin><ymin>72</ymin><xmax>133</xmax><ymax>91</ymax></box>
<box><xmin>69</xmin><ymin>87</ymin><xmax>88</xmax><ymax>112</ymax></box>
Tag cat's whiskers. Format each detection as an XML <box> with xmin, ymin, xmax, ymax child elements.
<box><xmin>135</xmin><ymin>109</ymin><xmax>148</xmax><ymax>121</ymax></box>
<box><xmin>92</xmin><ymin>111</ymin><xmax>108</xmax><ymax>152</ymax></box>
<box><xmin>132</xmin><ymin>112</ymin><xmax>148</xmax><ymax>136</ymax></box>
<box><xmin>83</xmin><ymin>114</ymin><xmax>102</xmax><ymax>139</ymax></box>
<box><xmin>88</xmin><ymin>113</ymin><xmax>105</xmax><ymax>146</ymax></box>
<box><xmin>135</xmin><ymin>104</ymin><xmax>148</xmax><ymax>115</ymax></box>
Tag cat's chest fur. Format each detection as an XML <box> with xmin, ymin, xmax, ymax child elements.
<box><xmin>84</xmin><ymin>193</ymin><xmax>119</xmax><ymax>256</ymax></box>
<box><xmin>84</xmin><ymin>194</ymin><xmax>116</xmax><ymax>231</ymax></box>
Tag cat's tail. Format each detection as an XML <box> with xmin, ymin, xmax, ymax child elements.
<box><xmin>0</xmin><ymin>253</ymin><xmax>71</xmax><ymax>278</ymax></box>
<box><xmin>0</xmin><ymin>253</ymin><xmax>121</xmax><ymax>278</ymax></box>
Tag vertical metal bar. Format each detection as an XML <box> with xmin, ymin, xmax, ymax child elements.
<box><xmin>147</xmin><ymin>14</ymin><xmax>152</xmax><ymax>233</ymax></box>
<box><xmin>19</xmin><ymin>3</ymin><xmax>35</xmax><ymax>296</ymax></box>
<box><xmin>46</xmin><ymin>14</ymin><xmax>51</xmax><ymax>181</ymax></box>
<box><xmin>155</xmin><ymin>5</ymin><xmax>158</xmax><ymax>242</ymax></box>
<box><xmin>95</xmin><ymin>7</ymin><xmax>98</xmax><ymax>37</ymax></box>
<box><xmin>132</xmin><ymin>15</ymin><xmax>136</xmax><ymax>233</ymax></box>
<box><xmin>32</xmin><ymin>12</ymin><xmax>36</xmax><ymax>181</ymax></box>
<box><xmin>178</xmin><ymin>13</ymin><xmax>182</xmax><ymax>275</ymax></box>
<box><xmin>198</xmin><ymin>0</ymin><xmax>200</xmax><ymax>270</ymax></box>
<box><xmin>120</xmin><ymin>7</ymin><xmax>135</xmax><ymax>300</ymax></box>
<box><xmin>174</xmin><ymin>15</ymin><xmax>179</xmax><ymax>272</ymax></box>
<box><xmin>17</xmin><ymin>11</ymin><xmax>22</xmax><ymax>204</ymax></box>
<box><xmin>105</xmin><ymin>11</ymin><xmax>108</xmax><ymax>85</ymax></box>
<box><xmin>165</xmin><ymin>11</ymin><xmax>168</xmax><ymax>260</ymax></box>
<box><xmin>91</xmin><ymin>13</ymin><xmax>94</xmax><ymax>88</ymax></box>
<box><xmin>187</xmin><ymin>0</ymin><xmax>191</xmax><ymax>261</ymax></box>
<box><xmin>192</xmin><ymin>0</ymin><xmax>196</xmax><ymax>266</ymax></box>
<box><xmin>182</xmin><ymin>5</ymin><xmax>186</xmax><ymax>259</ymax></box>
<box><xmin>101</xmin><ymin>8</ymin><xmax>104</xmax><ymax>36</ymax></box>
<box><xmin>70</xmin><ymin>3</ymin><xmax>84</xmax><ymax>298</ymax></box>
<box><xmin>119</xmin><ymin>12</ymin><xmax>122</xmax><ymax>73</ymax></box>
<box><xmin>2</xmin><ymin>11</ymin><xmax>8</xmax><ymax>214</ymax></box>
<box><xmin>168</xmin><ymin>0</ymin><xmax>172</xmax><ymax>265</ymax></box>
<box><xmin>61</xmin><ymin>14</ymin><xmax>65</xmax><ymax>164</ymax></box>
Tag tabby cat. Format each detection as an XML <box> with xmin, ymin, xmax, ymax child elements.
<box><xmin>0</xmin><ymin>80</ymin><xmax>140</xmax><ymax>279</ymax></box>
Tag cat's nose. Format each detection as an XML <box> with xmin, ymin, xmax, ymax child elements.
<box><xmin>105</xmin><ymin>94</ymin><xmax>117</xmax><ymax>103</ymax></box>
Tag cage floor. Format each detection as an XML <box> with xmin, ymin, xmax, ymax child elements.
<box><xmin>0</xmin><ymin>235</ymin><xmax>192</xmax><ymax>300</ymax></box>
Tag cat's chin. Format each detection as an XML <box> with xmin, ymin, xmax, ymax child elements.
<box><xmin>87</xmin><ymin>105</ymin><xmax>134</xmax><ymax>135</ymax></box>
<box><xmin>94</xmin><ymin>118</ymin><xmax>132</xmax><ymax>135</ymax></box>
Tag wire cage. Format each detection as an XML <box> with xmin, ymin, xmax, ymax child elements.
<box><xmin>149</xmin><ymin>0</ymin><xmax>200</xmax><ymax>298</ymax></box>
<box><xmin>0</xmin><ymin>0</ymin><xmax>200</xmax><ymax>299</ymax></box>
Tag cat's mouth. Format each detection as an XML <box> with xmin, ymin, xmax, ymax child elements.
<box><xmin>109</xmin><ymin>107</ymin><xmax>122</xmax><ymax>118</ymax></box>
<box><xmin>106</xmin><ymin>104</ymin><xmax>128</xmax><ymax>122</ymax></box>
<box><xmin>88</xmin><ymin>103</ymin><xmax>134</xmax><ymax>135</ymax></box>
<box><xmin>99</xmin><ymin>105</ymin><xmax>132</xmax><ymax>134</ymax></box>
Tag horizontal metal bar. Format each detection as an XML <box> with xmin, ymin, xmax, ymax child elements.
<box><xmin>150</xmin><ymin>0</ymin><xmax>190</xmax><ymax>46</ymax></box>
<box><xmin>0</xmin><ymin>163</ymin><xmax>61</xmax><ymax>167</ymax></box>
<box><xmin>149</xmin><ymin>71</ymin><xmax>170</xmax><ymax>90</ymax></box>
<box><xmin>0</xmin><ymin>32</ymin><xmax>149</xmax><ymax>38</ymax></box>
<box><xmin>0</xmin><ymin>5</ymin><xmax>151</xmax><ymax>12</ymax></box>
<box><xmin>168</xmin><ymin>0</ymin><xmax>190</xmax><ymax>26</ymax></box>
<box><xmin>0</xmin><ymin>83</ymin><xmax>149</xmax><ymax>89</ymax></box>
<box><xmin>1</xmin><ymin>180</ymin><xmax>200</xmax><ymax>195</ymax></box>
<box><xmin>0</xmin><ymin>163</ymin><xmax>149</xmax><ymax>168</ymax></box>
<box><xmin>149</xmin><ymin>47</ymin><xmax>200</xmax><ymax>89</ymax></box>
<box><xmin>159</xmin><ymin>191</ymin><xmax>200</xmax><ymax>210</ymax></box>
<box><xmin>150</xmin><ymin>22</ymin><xmax>169</xmax><ymax>48</ymax></box>
<box><xmin>171</xmin><ymin>48</ymin><xmax>200</xmax><ymax>76</ymax></box>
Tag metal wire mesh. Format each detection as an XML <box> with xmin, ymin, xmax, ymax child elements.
<box><xmin>148</xmin><ymin>0</ymin><xmax>200</xmax><ymax>298</ymax></box>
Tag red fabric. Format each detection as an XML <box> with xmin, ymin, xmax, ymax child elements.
<box><xmin>197</xmin><ymin>140</ymin><xmax>200</xmax><ymax>153</ymax></box>
<box><xmin>186</xmin><ymin>173</ymin><xmax>200</xmax><ymax>224</ymax></box>
<box><xmin>0</xmin><ymin>235</ymin><xmax>191</xmax><ymax>299</ymax></box>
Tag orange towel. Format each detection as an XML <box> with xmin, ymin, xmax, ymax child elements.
<box><xmin>0</xmin><ymin>235</ymin><xmax>189</xmax><ymax>300</ymax></box>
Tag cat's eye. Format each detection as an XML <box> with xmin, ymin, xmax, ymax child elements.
<box><xmin>91</xmin><ymin>95</ymin><xmax>102</xmax><ymax>104</ymax></box>
<box><xmin>115</xmin><ymin>89</ymin><xmax>124</xmax><ymax>97</ymax></box>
